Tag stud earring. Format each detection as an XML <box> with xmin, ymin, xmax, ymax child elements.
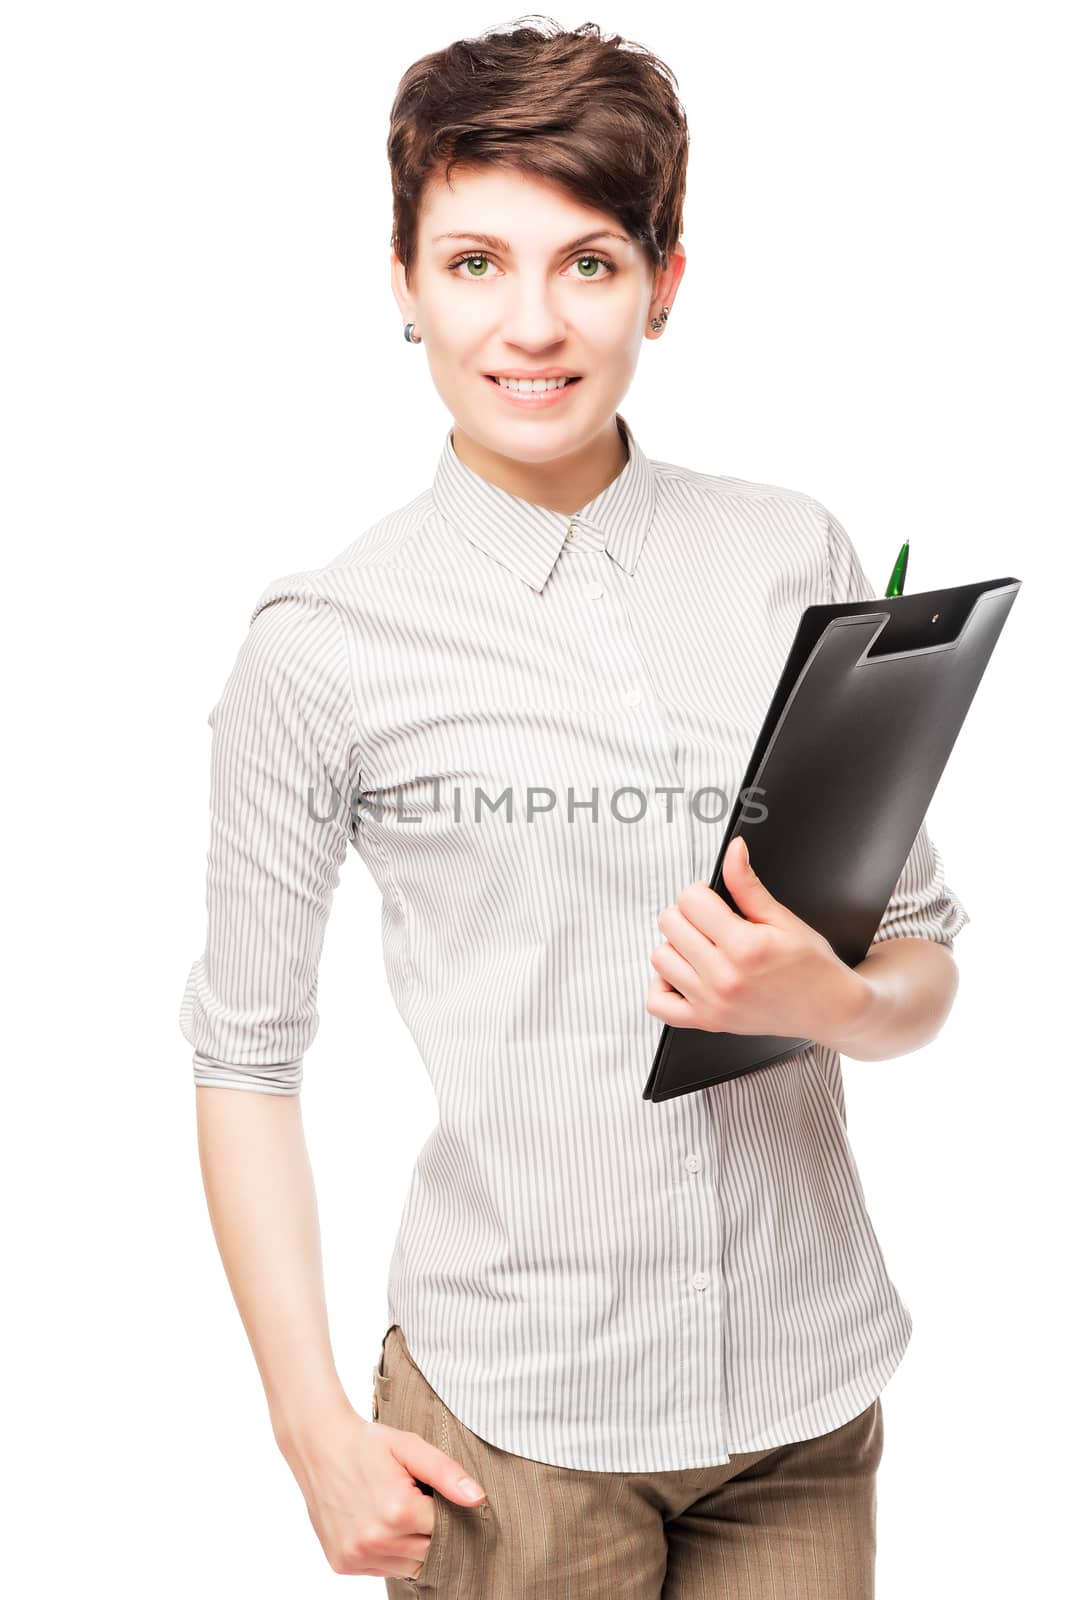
<box><xmin>403</xmin><ymin>322</ymin><xmax>422</xmax><ymax>344</ymax></box>
<box><xmin>650</xmin><ymin>306</ymin><xmax>670</xmax><ymax>332</ymax></box>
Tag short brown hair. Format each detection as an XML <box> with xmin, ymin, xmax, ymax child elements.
<box><xmin>387</xmin><ymin>15</ymin><xmax>689</xmax><ymax>285</ymax></box>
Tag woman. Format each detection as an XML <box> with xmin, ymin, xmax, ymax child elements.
<box><xmin>181</xmin><ymin>18</ymin><xmax>968</xmax><ymax>1596</ymax></box>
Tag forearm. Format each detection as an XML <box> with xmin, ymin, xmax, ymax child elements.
<box><xmin>821</xmin><ymin>937</ymin><xmax>961</xmax><ymax>1062</ymax></box>
<box><xmin>195</xmin><ymin>1085</ymin><xmax>357</xmax><ymax>1452</ymax></box>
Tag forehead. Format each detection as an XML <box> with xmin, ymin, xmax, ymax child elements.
<box><xmin>419</xmin><ymin>165</ymin><xmax>628</xmax><ymax>247</ymax></box>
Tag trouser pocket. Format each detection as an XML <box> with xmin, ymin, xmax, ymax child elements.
<box><xmin>370</xmin><ymin>1321</ymin><xmax>401</xmax><ymax>1420</ymax></box>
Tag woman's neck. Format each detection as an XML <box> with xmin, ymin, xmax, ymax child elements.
<box><xmin>450</xmin><ymin>416</ymin><xmax>628</xmax><ymax>516</ymax></box>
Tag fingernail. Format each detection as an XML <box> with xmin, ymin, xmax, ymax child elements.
<box><xmin>739</xmin><ymin>836</ymin><xmax>749</xmax><ymax>867</ymax></box>
<box><xmin>458</xmin><ymin>1476</ymin><xmax>486</xmax><ymax>1501</ymax></box>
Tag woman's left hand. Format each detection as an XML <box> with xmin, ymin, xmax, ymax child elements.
<box><xmin>646</xmin><ymin>835</ymin><xmax>872</xmax><ymax>1044</ymax></box>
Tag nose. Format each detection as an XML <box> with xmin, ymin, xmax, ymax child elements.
<box><xmin>497</xmin><ymin>278</ymin><xmax>569</xmax><ymax>351</ymax></box>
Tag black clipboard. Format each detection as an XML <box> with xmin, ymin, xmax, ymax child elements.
<box><xmin>643</xmin><ymin>575</ymin><xmax>1022</xmax><ymax>1103</ymax></box>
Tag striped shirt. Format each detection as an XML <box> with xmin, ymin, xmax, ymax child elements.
<box><xmin>179</xmin><ymin>412</ymin><xmax>969</xmax><ymax>1472</ymax></box>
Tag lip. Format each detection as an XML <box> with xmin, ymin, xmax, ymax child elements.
<box><xmin>484</xmin><ymin>368</ymin><xmax>582</xmax><ymax>380</ymax></box>
<box><xmin>483</xmin><ymin>373</ymin><xmax>583</xmax><ymax>407</ymax></box>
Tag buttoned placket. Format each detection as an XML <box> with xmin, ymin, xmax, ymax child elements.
<box><xmin>560</xmin><ymin>517</ymin><xmax>725</xmax><ymax>1425</ymax></box>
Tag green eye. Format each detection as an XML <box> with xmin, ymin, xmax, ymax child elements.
<box><xmin>448</xmin><ymin>250</ymin><xmax>616</xmax><ymax>280</ymax></box>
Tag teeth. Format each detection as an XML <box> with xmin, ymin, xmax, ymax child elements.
<box><xmin>493</xmin><ymin>375</ymin><xmax>575</xmax><ymax>393</ymax></box>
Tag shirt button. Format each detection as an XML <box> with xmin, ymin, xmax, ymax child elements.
<box><xmin>566</xmin><ymin>525</ymin><xmax>577</xmax><ymax>542</ymax></box>
<box><xmin>623</xmin><ymin>688</ymin><xmax>642</xmax><ymax>706</ymax></box>
<box><xmin>583</xmin><ymin>581</ymin><xmax>605</xmax><ymax>600</ymax></box>
<box><xmin>684</xmin><ymin>1153</ymin><xmax>702</xmax><ymax>1173</ymax></box>
<box><xmin>691</xmin><ymin>1271</ymin><xmax>710</xmax><ymax>1291</ymax></box>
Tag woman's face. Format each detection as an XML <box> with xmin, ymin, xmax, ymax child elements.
<box><xmin>391</xmin><ymin>165</ymin><xmax>684</xmax><ymax>466</ymax></box>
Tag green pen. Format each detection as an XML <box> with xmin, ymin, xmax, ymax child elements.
<box><xmin>885</xmin><ymin>539</ymin><xmax>909</xmax><ymax>597</ymax></box>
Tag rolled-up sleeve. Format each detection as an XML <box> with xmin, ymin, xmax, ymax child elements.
<box><xmin>821</xmin><ymin>503</ymin><xmax>972</xmax><ymax>954</ymax></box>
<box><xmin>179</xmin><ymin>586</ymin><xmax>359</xmax><ymax>1092</ymax></box>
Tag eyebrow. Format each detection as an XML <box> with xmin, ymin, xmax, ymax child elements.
<box><xmin>431</xmin><ymin>229</ymin><xmax>631</xmax><ymax>253</ymax></box>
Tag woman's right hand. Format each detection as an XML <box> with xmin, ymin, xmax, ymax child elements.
<box><xmin>277</xmin><ymin>1404</ymin><xmax>488</xmax><ymax>1580</ymax></box>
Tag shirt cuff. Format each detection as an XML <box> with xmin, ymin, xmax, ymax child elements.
<box><xmin>191</xmin><ymin>1052</ymin><xmax>304</xmax><ymax>1094</ymax></box>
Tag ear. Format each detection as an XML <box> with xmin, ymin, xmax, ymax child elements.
<box><xmin>648</xmin><ymin>241</ymin><xmax>687</xmax><ymax>329</ymax></box>
<box><xmin>390</xmin><ymin>250</ymin><xmax>415</xmax><ymax>324</ymax></box>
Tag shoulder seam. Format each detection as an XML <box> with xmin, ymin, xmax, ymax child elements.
<box><xmin>249</xmin><ymin>575</ymin><xmax>334</xmax><ymax>628</ymax></box>
<box><xmin>819</xmin><ymin>502</ymin><xmax>835</xmax><ymax>604</ymax></box>
<box><xmin>324</xmin><ymin>596</ymin><xmax>362</xmax><ymax>846</ymax></box>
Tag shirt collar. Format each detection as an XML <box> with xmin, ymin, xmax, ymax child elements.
<box><xmin>431</xmin><ymin>412</ymin><xmax>657</xmax><ymax>592</ymax></box>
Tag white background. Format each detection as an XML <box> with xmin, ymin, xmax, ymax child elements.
<box><xmin>3</xmin><ymin>2</ymin><xmax>1063</xmax><ymax>1593</ymax></box>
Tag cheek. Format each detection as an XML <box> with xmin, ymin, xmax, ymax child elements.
<box><xmin>582</xmin><ymin>300</ymin><xmax>647</xmax><ymax>362</ymax></box>
<box><xmin>422</xmin><ymin>323</ymin><xmax>489</xmax><ymax>394</ymax></box>
<box><xmin>421</xmin><ymin>288</ymin><xmax>489</xmax><ymax>347</ymax></box>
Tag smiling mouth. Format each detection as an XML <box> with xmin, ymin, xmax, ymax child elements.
<box><xmin>484</xmin><ymin>375</ymin><xmax>583</xmax><ymax>388</ymax></box>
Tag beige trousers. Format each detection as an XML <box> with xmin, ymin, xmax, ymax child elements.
<box><xmin>372</xmin><ymin>1323</ymin><xmax>883</xmax><ymax>1598</ymax></box>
